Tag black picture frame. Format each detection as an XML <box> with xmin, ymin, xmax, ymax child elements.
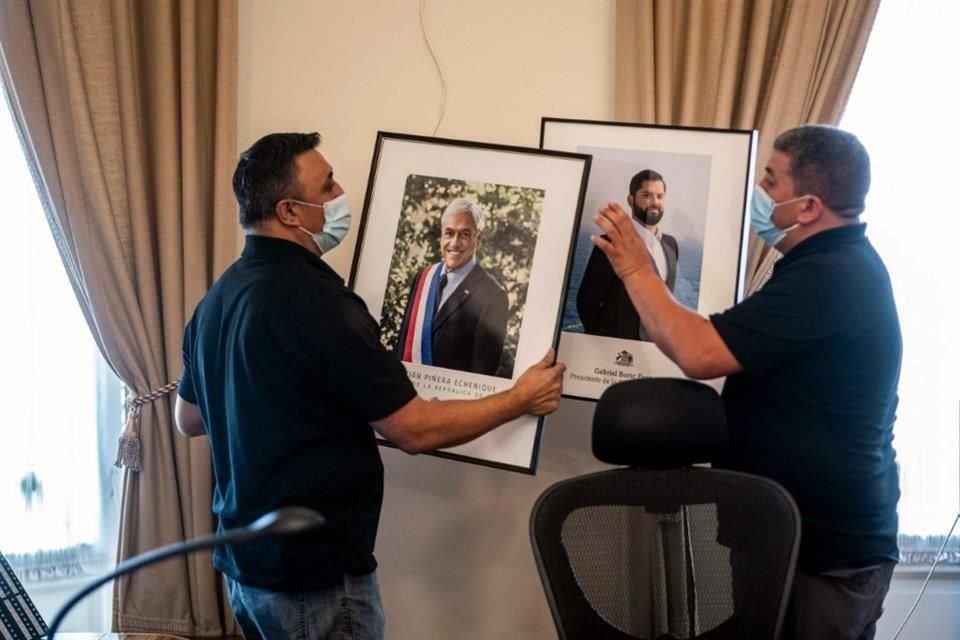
<box><xmin>350</xmin><ymin>131</ymin><xmax>591</xmax><ymax>473</ymax></box>
<box><xmin>540</xmin><ymin>117</ymin><xmax>757</xmax><ymax>401</ymax></box>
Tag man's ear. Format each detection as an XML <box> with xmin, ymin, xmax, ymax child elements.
<box><xmin>627</xmin><ymin>194</ymin><xmax>635</xmax><ymax>208</ymax></box>
<box><xmin>798</xmin><ymin>195</ymin><xmax>825</xmax><ymax>225</ymax></box>
<box><xmin>274</xmin><ymin>199</ymin><xmax>300</xmax><ymax>228</ymax></box>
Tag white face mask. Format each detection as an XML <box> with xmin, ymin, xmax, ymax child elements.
<box><xmin>749</xmin><ymin>185</ymin><xmax>805</xmax><ymax>247</ymax></box>
<box><xmin>294</xmin><ymin>193</ymin><xmax>351</xmax><ymax>254</ymax></box>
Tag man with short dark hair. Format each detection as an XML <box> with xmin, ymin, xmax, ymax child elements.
<box><xmin>577</xmin><ymin>168</ymin><xmax>678</xmax><ymax>340</ymax></box>
<box><xmin>175</xmin><ymin>132</ymin><xmax>565</xmax><ymax>640</ymax></box>
<box><xmin>590</xmin><ymin>124</ymin><xmax>901</xmax><ymax>640</ymax></box>
<box><xmin>395</xmin><ymin>197</ymin><xmax>510</xmax><ymax>377</ymax></box>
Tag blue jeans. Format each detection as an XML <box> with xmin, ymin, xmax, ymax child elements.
<box><xmin>226</xmin><ymin>571</ymin><xmax>385</xmax><ymax>640</ymax></box>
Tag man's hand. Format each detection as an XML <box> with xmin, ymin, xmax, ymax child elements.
<box><xmin>374</xmin><ymin>348</ymin><xmax>566</xmax><ymax>453</ymax></box>
<box><xmin>512</xmin><ymin>348</ymin><xmax>565</xmax><ymax>415</ymax></box>
<box><xmin>592</xmin><ymin>202</ymin><xmax>652</xmax><ymax>281</ymax></box>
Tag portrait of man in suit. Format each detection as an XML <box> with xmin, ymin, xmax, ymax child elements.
<box><xmin>576</xmin><ymin>169</ymin><xmax>678</xmax><ymax>341</ymax></box>
<box><xmin>395</xmin><ymin>197</ymin><xmax>510</xmax><ymax>377</ymax></box>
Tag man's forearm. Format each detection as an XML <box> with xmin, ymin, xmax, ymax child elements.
<box><xmin>620</xmin><ymin>263</ymin><xmax>738</xmax><ymax>379</ymax></box>
<box><xmin>591</xmin><ymin>202</ymin><xmax>741</xmax><ymax>379</ymax></box>
<box><xmin>622</xmin><ymin>263</ymin><xmax>702</xmax><ymax>361</ymax></box>
<box><xmin>373</xmin><ymin>389</ymin><xmax>526</xmax><ymax>454</ymax></box>
<box><xmin>373</xmin><ymin>349</ymin><xmax>563</xmax><ymax>453</ymax></box>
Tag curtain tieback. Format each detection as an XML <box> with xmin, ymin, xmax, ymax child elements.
<box><xmin>115</xmin><ymin>381</ymin><xmax>179</xmax><ymax>472</ymax></box>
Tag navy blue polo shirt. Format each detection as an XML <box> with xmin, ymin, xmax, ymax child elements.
<box><xmin>178</xmin><ymin>235</ymin><xmax>417</xmax><ymax>591</ymax></box>
<box><xmin>711</xmin><ymin>224</ymin><xmax>901</xmax><ymax>573</ymax></box>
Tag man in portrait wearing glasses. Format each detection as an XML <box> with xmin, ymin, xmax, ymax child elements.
<box><xmin>395</xmin><ymin>197</ymin><xmax>510</xmax><ymax>378</ymax></box>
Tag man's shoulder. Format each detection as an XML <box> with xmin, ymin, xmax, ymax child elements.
<box><xmin>405</xmin><ymin>263</ymin><xmax>438</xmax><ymax>288</ymax></box>
<box><xmin>468</xmin><ymin>263</ymin><xmax>507</xmax><ymax>295</ymax></box>
<box><xmin>786</xmin><ymin>237</ymin><xmax>888</xmax><ymax>285</ymax></box>
<box><xmin>226</xmin><ymin>252</ymin><xmax>344</xmax><ymax>287</ymax></box>
<box><xmin>210</xmin><ymin>257</ymin><xmax>359</xmax><ymax>319</ymax></box>
<box><xmin>756</xmin><ymin>239</ymin><xmax>895</xmax><ymax>324</ymax></box>
<box><xmin>581</xmin><ymin>242</ymin><xmax>607</xmax><ymax>264</ymax></box>
<box><xmin>662</xmin><ymin>233</ymin><xmax>678</xmax><ymax>252</ymax></box>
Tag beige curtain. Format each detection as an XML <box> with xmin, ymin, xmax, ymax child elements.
<box><xmin>0</xmin><ymin>0</ymin><xmax>238</xmax><ymax>635</ymax></box>
<box><xmin>615</xmin><ymin>0</ymin><xmax>880</xmax><ymax>287</ymax></box>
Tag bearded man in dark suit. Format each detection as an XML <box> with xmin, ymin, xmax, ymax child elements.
<box><xmin>577</xmin><ymin>169</ymin><xmax>678</xmax><ymax>341</ymax></box>
<box><xmin>396</xmin><ymin>198</ymin><xmax>510</xmax><ymax>377</ymax></box>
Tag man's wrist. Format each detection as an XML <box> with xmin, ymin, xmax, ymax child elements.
<box><xmin>504</xmin><ymin>383</ymin><xmax>529</xmax><ymax>418</ymax></box>
<box><xmin>619</xmin><ymin>261</ymin><xmax>653</xmax><ymax>283</ymax></box>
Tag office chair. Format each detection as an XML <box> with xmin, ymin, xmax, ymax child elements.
<box><xmin>0</xmin><ymin>551</ymin><xmax>48</xmax><ymax>640</ymax></box>
<box><xmin>531</xmin><ymin>379</ymin><xmax>801</xmax><ymax>640</ymax></box>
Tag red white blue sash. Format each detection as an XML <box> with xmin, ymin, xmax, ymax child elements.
<box><xmin>401</xmin><ymin>263</ymin><xmax>443</xmax><ymax>365</ymax></box>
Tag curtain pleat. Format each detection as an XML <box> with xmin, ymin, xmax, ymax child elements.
<box><xmin>0</xmin><ymin>0</ymin><xmax>238</xmax><ymax>634</ymax></box>
<box><xmin>615</xmin><ymin>0</ymin><xmax>880</xmax><ymax>286</ymax></box>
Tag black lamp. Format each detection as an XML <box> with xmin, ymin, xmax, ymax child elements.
<box><xmin>45</xmin><ymin>506</ymin><xmax>325</xmax><ymax>638</ymax></box>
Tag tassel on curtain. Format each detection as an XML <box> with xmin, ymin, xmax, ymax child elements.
<box><xmin>115</xmin><ymin>381</ymin><xmax>179</xmax><ymax>472</ymax></box>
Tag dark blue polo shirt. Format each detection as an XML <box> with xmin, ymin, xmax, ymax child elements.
<box><xmin>711</xmin><ymin>224</ymin><xmax>901</xmax><ymax>573</ymax></box>
<box><xmin>178</xmin><ymin>235</ymin><xmax>417</xmax><ymax>591</ymax></box>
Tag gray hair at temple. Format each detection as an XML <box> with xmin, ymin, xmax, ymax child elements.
<box><xmin>440</xmin><ymin>197</ymin><xmax>485</xmax><ymax>233</ymax></box>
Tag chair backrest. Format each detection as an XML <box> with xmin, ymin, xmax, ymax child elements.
<box><xmin>530</xmin><ymin>467</ymin><xmax>800</xmax><ymax>640</ymax></box>
<box><xmin>0</xmin><ymin>552</ymin><xmax>48</xmax><ymax>640</ymax></box>
<box><xmin>530</xmin><ymin>378</ymin><xmax>800</xmax><ymax>640</ymax></box>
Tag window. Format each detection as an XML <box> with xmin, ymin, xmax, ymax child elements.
<box><xmin>840</xmin><ymin>0</ymin><xmax>960</xmax><ymax>563</ymax></box>
<box><xmin>0</xmin><ymin>78</ymin><xmax>123</xmax><ymax>607</ymax></box>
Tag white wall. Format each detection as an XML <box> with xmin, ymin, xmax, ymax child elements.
<box><xmin>239</xmin><ymin>1</ymin><xmax>615</xmax><ymax>638</ymax></box>
<box><xmin>238</xmin><ymin>0</ymin><xmax>615</xmax><ymax>278</ymax></box>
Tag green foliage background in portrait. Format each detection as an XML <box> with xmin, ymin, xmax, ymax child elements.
<box><xmin>379</xmin><ymin>174</ymin><xmax>545</xmax><ymax>378</ymax></box>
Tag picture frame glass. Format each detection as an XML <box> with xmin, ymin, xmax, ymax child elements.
<box><xmin>351</xmin><ymin>132</ymin><xmax>590</xmax><ymax>472</ymax></box>
<box><xmin>540</xmin><ymin>119</ymin><xmax>756</xmax><ymax>400</ymax></box>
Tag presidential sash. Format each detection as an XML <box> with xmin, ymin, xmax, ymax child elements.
<box><xmin>400</xmin><ymin>263</ymin><xmax>444</xmax><ymax>365</ymax></box>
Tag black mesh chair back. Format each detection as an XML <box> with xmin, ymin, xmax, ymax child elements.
<box><xmin>531</xmin><ymin>466</ymin><xmax>800</xmax><ymax>639</ymax></box>
<box><xmin>0</xmin><ymin>552</ymin><xmax>48</xmax><ymax>640</ymax></box>
<box><xmin>530</xmin><ymin>379</ymin><xmax>800</xmax><ymax>640</ymax></box>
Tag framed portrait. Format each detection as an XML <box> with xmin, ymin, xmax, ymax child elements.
<box><xmin>350</xmin><ymin>131</ymin><xmax>590</xmax><ymax>473</ymax></box>
<box><xmin>540</xmin><ymin>118</ymin><xmax>757</xmax><ymax>400</ymax></box>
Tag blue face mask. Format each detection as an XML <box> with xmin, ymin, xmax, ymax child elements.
<box><xmin>294</xmin><ymin>193</ymin><xmax>351</xmax><ymax>254</ymax></box>
<box><xmin>749</xmin><ymin>185</ymin><xmax>805</xmax><ymax>247</ymax></box>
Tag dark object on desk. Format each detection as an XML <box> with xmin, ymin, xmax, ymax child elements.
<box><xmin>45</xmin><ymin>507</ymin><xmax>325</xmax><ymax>639</ymax></box>
<box><xmin>530</xmin><ymin>378</ymin><xmax>800</xmax><ymax>640</ymax></box>
<box><xmin>0</xmin><ymin>550</ymin><xmax>48</xmax><ymax>640</ymax></box>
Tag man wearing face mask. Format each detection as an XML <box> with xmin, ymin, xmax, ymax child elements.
<box><xmin>577</xmin><ymin>169</ymin><xmax>678</xmax><ymax>341</ymax></box>
<box><xmin>173</xmin><ymin>132</ymin><xmax>565</xmax><ymax>640</ymax></box>
<box><xmin>590</xmin><ymin>125</ymin><xmax>901</xmax><ymax>640</ymax></box>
